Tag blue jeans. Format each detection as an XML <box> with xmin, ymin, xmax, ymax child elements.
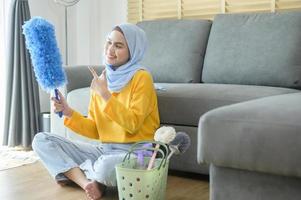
<box><xmin>32</xmin><ymin>132</ymin><xmax>133</xmax><ymax>186</ymax></box>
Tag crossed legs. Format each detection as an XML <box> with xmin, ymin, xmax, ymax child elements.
<box><xmin>32</xmin><ymin>132</ymin><xmax>106</xmax><ymax>200</ymax></box>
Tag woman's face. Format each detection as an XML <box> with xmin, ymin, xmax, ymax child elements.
<box><xmin>104</xmin><ymin>30</ymin><xmax>130</xmax><ymax>67</ymax></box>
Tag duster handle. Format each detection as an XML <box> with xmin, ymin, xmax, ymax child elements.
<box><xmin>54</xmin><ymin>88</ymin><xmax>63</xmax><ymax>118</ymax></box>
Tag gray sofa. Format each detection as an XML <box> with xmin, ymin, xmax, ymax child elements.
<box><xmin>51</xmin><ymin>11</ymin><xmax>301</xmax><ymax>199</ymax></box>
<box><xmin>197</xmin><ymin>12</ymin><xmax>301</xmax><ymax>200</ymax></box>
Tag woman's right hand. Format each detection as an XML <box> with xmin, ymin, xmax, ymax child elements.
<box><xmin>51</xmin><ymin>90</ymin><xmax>73</xmax><ymax>118</ymax></box>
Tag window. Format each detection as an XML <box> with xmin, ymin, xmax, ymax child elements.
<box><xmin>128</xmin><ymin>0</ymin><xmax>301</xmax><ymax>23</ymax></box>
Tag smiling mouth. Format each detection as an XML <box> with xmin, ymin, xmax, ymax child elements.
<box><xmin>107</xmin><ymin>55</ymin><xmax>116</xmax><ymax>59</ymax></box>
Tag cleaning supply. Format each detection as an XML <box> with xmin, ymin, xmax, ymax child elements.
<box><xmin>147</xmin><ymin>126</ymin><xmax>176</xmax><ymax>170</ymax></box>
<box><xmin>22</xmin><ymin>17</ymin><xmax>67</xmax><ymax>117</ymax></box>
<box><xmin>167</xmin><ymin>131</ymin><xmax>191</xmax><ymax>160</ymax></box>
<box><xmin>116</xmin><ymin>141</ymin><xmax>169</xmax><ymax>200</ymax></box>
<box><xmin>135</xmin><ymin>143</ymin><xmax>153</xmax><ymax>169</ymax></box>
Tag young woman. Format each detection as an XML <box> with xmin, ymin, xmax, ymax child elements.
<box><xmin>32</xmin><ymin>24</ymin><xmax>160</xmax><ymax>200</ymax></box>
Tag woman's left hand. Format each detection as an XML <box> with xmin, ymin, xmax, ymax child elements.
<box><xmin>88</xmin><ymin>67</ymin><xmax>111</xmax><ymax>101</ymax></box>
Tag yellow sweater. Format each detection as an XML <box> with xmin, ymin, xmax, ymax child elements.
<box><xmin>64</xmin><ymin>70</ymin><xmax>160</xmax><ymax>143</ymax></box>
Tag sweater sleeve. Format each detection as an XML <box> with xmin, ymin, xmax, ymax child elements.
<box><xmin>64</xmin><ymin>93</ymin><xmax>99</xmax><ymax>139</ymax></box>
<box><xmin>103</xmin><ymin>71</ymin><xmax>154</xmax><ymax>134</ymax></box>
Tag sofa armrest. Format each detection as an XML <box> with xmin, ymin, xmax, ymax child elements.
<box><xmin>198</xmin><ymin>92</ymin><xmax>301</xmax><ymax>178</ymax></box>
<box><xmin>50</xmin><ymin>65</ymin><xmax>104</xmax><ymax>136</ymax></box>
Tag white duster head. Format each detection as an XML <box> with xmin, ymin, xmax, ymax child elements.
<box><xmin>154</xmin><ymin>126</ymin><xmax>176</xmax><ymax>144</ymax></box>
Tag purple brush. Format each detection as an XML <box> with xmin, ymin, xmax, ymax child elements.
<box><xmin>167</xmin><ymin>132</ymin><xmax>191</xmax><ymax>160</ymax></box>
<box><xmin>136</xmin><ymin>143</ymin><xmax>153</xmax><ymax>169</ymax></box>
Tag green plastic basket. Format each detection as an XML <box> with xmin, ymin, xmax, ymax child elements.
<box><xmin>115</xmin><ymin>141</ymin><xmax>169</xmax><ymax>200</ymax></box>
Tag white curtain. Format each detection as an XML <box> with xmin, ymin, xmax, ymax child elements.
<box><xmin>0</xmin><ymin>0</ymin><xmax>9</xmax><ymax>145</ymax></box>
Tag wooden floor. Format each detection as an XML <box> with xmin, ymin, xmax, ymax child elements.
<box><xmin>0</xmin><ymin>161</ymin><xmax>209</xmax><ymax>200</ymax></box>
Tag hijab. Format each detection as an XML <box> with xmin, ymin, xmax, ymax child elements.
<box><xmin>104</xmin><ymin>23</ymin><xmax>148</xmax><ymax>92</ymax></box>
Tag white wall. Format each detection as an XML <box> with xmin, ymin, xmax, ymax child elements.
<box><xmin>71</xmin><ymin>0</ymin><xmax>127</xmax><ymax>65</ymax></box>
<box><xmin>28</xmin><ymin>0</ymin><xmax>127</xmax><ymax>112</ymax></box>
<box><xmin>0</xmin><ymin>0</ymin><xmax>10</xmax><ymax>145</ymax></box>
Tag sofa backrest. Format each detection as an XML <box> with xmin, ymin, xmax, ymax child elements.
<box><xmin>137</xmin><ymin>19</ymin><xmax>212</xmax><ymax>83</ymax></box>
<box><xmin>64</xmin><ymin>65</ymin><xmax>104</xmax><ymax>93</ymax></box>
<box><xmin>202</xmin><ymin>11</ymin><xmax>301</xmax><ymax>89</ymax></box>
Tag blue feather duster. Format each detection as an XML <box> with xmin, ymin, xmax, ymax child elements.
<box><xmin>22</xmin><ymin>16</ymin><xmax>67</xmax><ymax>92</ymax></box>
<box><xmin>22</xmin><ymin>17</ymin><xmax>67</xmax><ymax>117</ymax></box>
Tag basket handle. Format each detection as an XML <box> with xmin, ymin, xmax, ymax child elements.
<box><xmin>128</xmin><ymin>140</ymin><xmax>169</xmax><ymax>158</ymax></box>
<box><xmin>123</xmin><ymin>141</ymin><xmax>168</xmax><ymax>170</ymax></box>
<box><xmin>128</xmin><ymin>140</ymin><xmax>169</xmax><ymax>166</ymax></box>
<box><xmin>123</xmin><ymin>147</ymin><xmax>166</xmax><ymax>170</ymax></box>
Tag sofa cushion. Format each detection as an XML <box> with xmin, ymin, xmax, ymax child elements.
<box><xmin>202</xmin><ymin>11</ymin><xmax>301</xmax><ymax>89</ymax></box>
<box><xmin>66</xmin><ymin>84</ymin><xmax>298</xmax><ymax>128</ymax></box>
<box><xmin>198</xmin><ymin>93</ymin><xmax>301</xmax><ymax>178</ymax></box>
<box><xmin>156</xmin><ymin>83</ymin><xmax>298</xmax><ymax>126</ymax></box>
<box><xmin>137</xmin><ymin>19</ymin><xmax>212</xmax><ymax>83</ymax></box>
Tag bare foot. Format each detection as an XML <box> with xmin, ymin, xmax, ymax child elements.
<box><xmin>84</xmin><ymin>181</ymin><xmax>106</xmax><ymax>200</ymax></box>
